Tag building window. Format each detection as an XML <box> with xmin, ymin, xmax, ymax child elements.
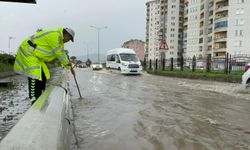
<box><xmin>239</xmin><ymin>30</ymin><xmax>243</xmax><ymax>36</ymax></box>
<box><xmin>236</xmin><ymin>8</ymin><xmax>244</xmax><ymax>15</ymax></box>
<box><xmin>235</xmin><ymin>19</ymin><xmax>244</xmax><ymax>26</ymax></box>
<box><xmin>215</xmin><ymin>21</ymin><xmax>228</xmax><ymax>29</ymax></box>
<box><xmin>235</xmin><ymin>30</ymin><xmax>238</xmax><ymax>36</ymax></box>
<box><xmin>236</xmin><ymin>0</ymin><xmax>244</xmax><ymax>3</ymax></box>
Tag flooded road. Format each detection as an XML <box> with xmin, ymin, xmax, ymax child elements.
<box><xmin>69</xmin><ymin>69</ymin><xmax>250</xmax><ymax>150</ymax></box>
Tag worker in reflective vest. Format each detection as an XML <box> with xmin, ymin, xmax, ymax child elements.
<box><xmin>14</xmin><ymin>27</ymin><xmax>75</xmax><ymax>104</ymax></box>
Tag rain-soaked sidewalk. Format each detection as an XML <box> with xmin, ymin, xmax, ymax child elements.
<box><xmin>69</xmin><ymin>68</ymin><xmax>250</xmax><ymax>150</ymax></box>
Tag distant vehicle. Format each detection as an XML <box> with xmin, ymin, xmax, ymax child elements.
<box><xmin>106</xmin><ymin>48</ymin><xmax>142</xmax><ymax>74</ymax></box>
<box><xmin>242</xmin><ymin>63</ymin><xmax>250</xmax><ymax>88</ymax></box>
<box><xmin>78</xmin><ymin>64</ymin><xmax>87</xmax><ymax>68</ymax></box>
<box><xmin>196</xmin><ymin>66</ymin><xmax>205</xmax><ymax>70</ymax></box>
<box><xmin>91</xmin><ymin>63</ymin><xmax>103</xmax><ymax>70</ymax></box>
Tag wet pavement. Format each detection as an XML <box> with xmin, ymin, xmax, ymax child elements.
<box><xmin>69</xmin><ymin>68</ymin><xmax>250</xmax><ymax>150</ymax></box>
<box><xmin>0</xmin><ymin>68</ymin><xmax>62</xmax><ymax>141</ymax></box>
<box><xmin>0</xmin><ymin>76</ymin><xmax>30</xmax><ymax>141</ymax></box>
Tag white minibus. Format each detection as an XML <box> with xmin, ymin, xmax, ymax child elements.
<box><xmin>106</xmin><ymin>48</ymin><xmax>142</xmax><ymax>74</ymax></box>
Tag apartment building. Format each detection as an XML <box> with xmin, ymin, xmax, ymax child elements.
<box><xmin>183</xmin><ymin>0</ymin><xmax>250</xmax><ymax>69</ymax></box>
<box><xmin>147</xmin><ymin>0</ymin><xmax>250</xmax><ymax>69</ymax></box>
<box><xmin>122</xmin><ymin>39</ymin><xmax>145</xmax><ymax>61</ymax></box>
<box><xmin>145</xmin><ymin>0</ymin><xmax>161</xmax><ymax>63</ymax></box>
<box><xmin>183</xmin><ymin>0</ymin><xmax>203</xmax><ymax>66</ymax></box>
<box><xmin>159</xmin><ymin>0</ymin><xmax>184</xmax><ymax>62</ymax></box>
<box><xmin>227</xmin><ymin>0</ymin><xmax>250</xmax><ymax>58</ymax></box>
<box><xmin>146</xmin><ymin>0</ymin><xmax>184</xmax><ymax>67</ymax></box>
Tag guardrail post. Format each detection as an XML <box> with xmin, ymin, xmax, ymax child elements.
<box><xmin>155</xmin><ymin>59</ymin><xmax>158</xmax><ymax>70</ymax></box>
<box><xmin>149</xmin><ymin>59</ymin><xmax>152</xmax><ymax>70</ymax></box>
<box><xmin>171</xmin><ymin>57</ymin><xmax>174</xmax><ymax>71</ymax></box>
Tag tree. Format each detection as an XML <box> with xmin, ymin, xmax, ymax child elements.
<box><xmin>192</xmin><ymin>55</ymin><xmax>196</xmax><ymax>72</ymax></box>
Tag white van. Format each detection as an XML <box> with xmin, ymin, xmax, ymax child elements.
<box><xmin>106</xmin><ymin>48</ymin><xmax>142</xmax><ymax>74</ymax></box>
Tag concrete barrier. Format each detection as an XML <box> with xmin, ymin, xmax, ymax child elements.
<box><xmin>0</xmin><ymin>72</ymin><xmax>71</xmax><ymax>150</ymax></box>
<box><xmin>0</xmin><ymin>71</ymin><xmax>16</xmax><ymax>79</ymax></box>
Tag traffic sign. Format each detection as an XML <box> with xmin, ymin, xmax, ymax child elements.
<box><xmin>159</xmin><ymin>39</ymin><xmax>169</xmax><ymax>51</ymax></box>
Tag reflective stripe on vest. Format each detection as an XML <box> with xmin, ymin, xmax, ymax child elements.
<box><xmin>30</xmin><ymin>31</ymin><xmax>60</xmax><ymax>42</ymax></box>
<box><xmin>35</xmin><ymin>46</ymin><xmax>61</xmax><ymax>55</ymax></box>
<box><xmin>30</xmin><ymin>30</ymin><xmax>62</xmax><ymax>56</ymax></box>
<box><xmin>15</xmin><ymin>58</ymin><xmax>40</xmax><ymax>72</ymax></box>
<box><xmin>19</xmin><ymin>47</ymin><xmax>32</xmax><ymax>57</ymax></box>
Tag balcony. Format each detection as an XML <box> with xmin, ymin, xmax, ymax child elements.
<box><xmin>214</xmin><ymin>27</ymin><xmax>227</xmax><ymax>32</ymax></box>
<box><xmin>214</xmin><ymin>16</ymin><xmax>228</xmax><ymax>24</ymax></box>
<box><xmin>215</xmin><ymin>0</ymin><xmax>227</xmax><ymax>4</ymax></box>
<box><xmin>215</xmin><ymin>36</ymin><xmax>227</xmax><ymax>42</ymax></box>
<box><xmin>213</xmin><ymin>55</ymin><xmax>226</xmax><ymax>59</ymax></box>
<box><xmin>213</xmin><ymin>47</ymin><xmax>227</xmax><ymax>52</ymax></box>
<box><xmin>214</xmin><ymin>20</ymin><xmax>228</xmax><ymax>32</ymax></box>
<box><xmin>215</xmin><ymin>6</ymin><xmax>228</xmax><ymax>14</ymax></box>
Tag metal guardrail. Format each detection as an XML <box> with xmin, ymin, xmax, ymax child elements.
<box><xmin>0</xmin><ymin>71</ymin><xmax>72</xmax><ymax>150</ymax></box>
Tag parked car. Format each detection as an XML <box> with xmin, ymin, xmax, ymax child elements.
<box><xmin>91</xmin><ymin>63</ymin><xmax>103</xmax><ymax>70</ymax></box>
<box><xmin>242</xmin><ymin>63</ymin><xmax>250</xmax><ymax>88</ymax></box>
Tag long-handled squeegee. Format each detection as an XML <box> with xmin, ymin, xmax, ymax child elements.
<box><xmin>66</xmin><ymin>53</ymin><xmax>82</xmax><ymax>99</ymax></box>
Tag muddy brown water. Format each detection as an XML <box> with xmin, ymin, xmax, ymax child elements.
<box><xmin>69</xmin><ymin>69</ymin><xmax>250</xmax><ymax>150</ymax></box>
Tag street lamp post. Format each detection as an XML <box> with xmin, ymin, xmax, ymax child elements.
<box><xmin>8</xmin><ymin>36</ymin><xmax>16</xmax><ymax>54</ymax></box>
<box><xmin>83</xmin><ymin>42</ymin><xmax>90</xmax><ymax>60</ymax></box>
<box><xmin>90</xmin><ymin>26</ymin><xmax>107</xmax><ymax>63</ymax></box>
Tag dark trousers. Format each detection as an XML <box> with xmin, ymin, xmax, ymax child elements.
<box><xmin>28</xmin><ymin>70</ymin><xmax>47</xmax><ymax>102</ymax></box>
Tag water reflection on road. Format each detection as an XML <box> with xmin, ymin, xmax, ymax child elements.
<box><xmin>69</xmin><ymin>69</ymin><xmax>250</xmax><ymax>150</ymax></box>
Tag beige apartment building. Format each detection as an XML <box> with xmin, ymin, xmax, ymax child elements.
<box><xmin>159</xmin><ymin>0</ymin><xmax>184</xmax><ymax>65</ymax></box>
<box><xmin>147</xmin><ymin>0</ymin><xmax>250</xmax><ymax>69</ymax></box>
<box><xmin>184</xmin><ymin>0</ymin><xmax>250</xmax><ymax>69</ymax></box>
<box><xmin>145</xmin><ymin>0</ymin><xmax>161</xmax><ymax>64</ymax></box>
<box><xmin>146</xmin><ymin>0</ymin><xmax>184</xmax><ymax>67</ymax></box>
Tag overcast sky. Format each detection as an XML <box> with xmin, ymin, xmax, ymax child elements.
<box><xmin>0</xmin><ymin>0</ymin><xmax>148</xmax><ymax>59</ymax></box>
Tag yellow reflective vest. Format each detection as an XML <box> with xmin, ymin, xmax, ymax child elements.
<box><xmin>14</xmin><ymin>28</ymin><xmax>70</xmax><ymax>80</ymax></box>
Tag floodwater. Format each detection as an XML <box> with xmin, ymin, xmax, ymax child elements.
<box><xmin>69</xmin><ymin>69</ymin><xmax>250</xmax><ymax>150</ymax></box>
